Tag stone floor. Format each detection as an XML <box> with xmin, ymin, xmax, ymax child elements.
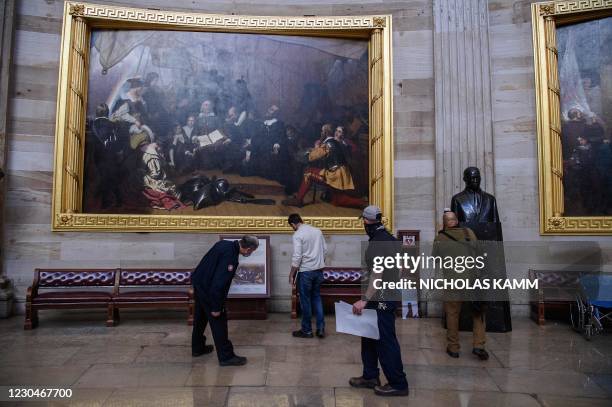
<box><xmin>0</xmin><ymin>310</ymin><xmax>610</xmax><ymax>406</ymax></box>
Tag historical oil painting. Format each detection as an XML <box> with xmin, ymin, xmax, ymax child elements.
<box><xmin>558</xmin><ymin>16</ymin><xmax>612</xmax><ymax>216</ymax></box>
<box><xmin>83</xmin><ymin>29</ymin><xmax>370</xmax><ymax>218</ymax></box>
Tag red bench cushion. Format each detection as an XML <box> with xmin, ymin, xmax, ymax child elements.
<box><xmin>322</xmin><ymin>269</ymin><xmax>363</xmax><ymax>284</ymax></box>
<box><xmin>119</xmin><ymin>270</ymin><xmax>192</xmax><ymax>285</ymax></box>
<box><xmin>38</xmin><ymin>270</ymin><xmax>116</xmax><ymax>287</ymax></box>
<box><xmin>113</xmin><ymin>291</ymin><xmax>189</xmax><ymax>302</ymax></box>
<box><xmin>33</xmin><ymin>291</ymin><xmax>112</xmax><ymax>304</ymax></box>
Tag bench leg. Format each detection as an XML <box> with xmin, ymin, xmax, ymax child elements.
<box><xmin>188</xmin><ymin>302</ymin><xmax>194</xmax><ymax>326</ymax></box>
<box><xmin>24</xmin><ymin>304</ymin><xmax>37</xmax><ymax>330</ymax></box>
<box><xmin>107</xmin><ymin>304</ymin><xmax>117</xmax><ymax>327</ymax></box>
<box><xmin>291</xmin><ymin>290</ymin><xmax>297</xmax><ymax>319</ymax></box>
<box><xmin>530</xmin><ymin>302</ymin><xmax>545</xmax><ymax>326</ymax></box>
<box><xmin>537</xmin><ymin>302</ymin><xmax>545</xmax><ymax>325</ymax></box>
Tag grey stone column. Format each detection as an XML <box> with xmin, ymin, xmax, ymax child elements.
<box><xmin>0</xmin><ymin>0</ymin><xmax>15</xmax><ymax>314</ymax></box>
<box><xmin>0</xmin><ymin>0</ymin><xmax>15</xmax><ymax>176</ymax></box>
<box><xmin>433</xmin><ymin>0</ymin><xmax>494</xmax><ymax>218</ymax></box>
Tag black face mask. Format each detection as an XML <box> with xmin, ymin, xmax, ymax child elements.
<box><xmin>364</xmin><ymin>222</ymin><xmax>383</xmax><ymax>238</ymax></box>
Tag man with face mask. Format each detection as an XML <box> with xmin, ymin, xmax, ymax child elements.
<box><xmin>349</xmin><ymin>205</ymin><xmax>409</xmax><ymax>397</ymax></box>
<box><xmin>191</xmin><ymin>236</ymin><xmax>259</xmax><ymax>366</ymax></box>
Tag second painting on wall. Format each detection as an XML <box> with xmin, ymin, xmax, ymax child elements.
<box><xmin>558</xmin><ymin>16</ymin><xmax>612</xmax><ymax>216</ymax></box>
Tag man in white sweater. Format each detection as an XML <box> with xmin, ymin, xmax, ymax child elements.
<box><xmin>288</xmin><ymin>213</ymin><xmax>327</xmax><ymax>338</ymax></box>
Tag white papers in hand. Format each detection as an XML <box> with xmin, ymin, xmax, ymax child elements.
<box><xmin>335</xmin><ymin>301</ymin><xmax>379</xmax><ymax>340</ymax></box>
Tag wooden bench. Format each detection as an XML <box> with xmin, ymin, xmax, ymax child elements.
<box><xmin>291</xmin><ymin>267</ymin><xmax>364</xmax><ymax>319</ymax></box>
<box><xmin>113</xmin><ymin>268</ymin><xmax>194</xmax><ymax>326</ymax></box>
<box><xmin>25</xmin><ymin>268</ymin><xmax>194</xmax><ymax>329</ymax></box>
<box><xmin>529</xmin><ymin>269</ymin><xmax>581</xmax><ymax>325</ymax></box>
<box><xmin>25</xmin><ymin>268</ymin><xmax>119</xmax><ymax>330</ymax></box>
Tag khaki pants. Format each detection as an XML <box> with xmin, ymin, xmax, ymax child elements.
<box><xmin>444</xmin><ymin>301</ymin><xmax>486</xmax><ymax>352</ymax></box>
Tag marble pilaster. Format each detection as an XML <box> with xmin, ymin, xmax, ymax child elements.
<box><xmin>433</xmin><ymin>0</ymin><xmax>495</xmax><ymax>217</ymax></box>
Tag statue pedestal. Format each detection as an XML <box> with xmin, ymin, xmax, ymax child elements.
<box><xmin>458</xmin><ymin>301</ymin><xmax>512</xmax><ymax>333</ymax></box>
<box><xmin>459</xmin><ymin>223</ymin><xmax>512</xmax><ymax>332</ymax></box>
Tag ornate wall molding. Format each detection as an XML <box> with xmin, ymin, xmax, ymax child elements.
<box><xmin>555</xmin><ymin>0</ymin><xmax>612</xmax><ymax>14</ymax></box>
<box><xmin>532</xmin><ymin>1</ymin><xmax>612</xmax><ymax>234</ymax></box>
<box><xmin>51</xmin><ymin>3</ymin><xmax>394</xmax><ymax>233</ymax></box>
<box><xmin>56</xmin><ymin>213</ymin><xmax>364</xmax><ymax>233</ymax></box>
<box><xmin>73</xmin><ymin>2</ymin><xmax>384</xmax><ymax>31</ymax></box>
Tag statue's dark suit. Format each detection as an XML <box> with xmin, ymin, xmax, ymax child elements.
<box><xmin>451</xmin><ymin>189</ymin><xmax>502</xmax><ymax>241</ymax></box>
<box><xmin>450</xmin><ymin>187</ymin><xmax>512</xmax><ymax>333</ymax></box>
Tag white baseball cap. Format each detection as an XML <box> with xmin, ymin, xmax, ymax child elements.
<box><xmin>360</xmin><ymin>205</ymin><xmax>382</xmax><ymax>221</ymax></box>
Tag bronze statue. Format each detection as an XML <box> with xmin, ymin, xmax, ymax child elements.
<box><xmin>451</xmin><ymin>167</ymin><xmax>502</xmax><ymax>241</ymax></box>
<box><xmin>450</xmin><ymin>166</ymin><xmax>512</xmax><ymax>332</ymax></box>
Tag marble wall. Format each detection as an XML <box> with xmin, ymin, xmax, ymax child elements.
<box><xmin>2</xmin><ymin>0</ymin><xmax>610</xmax><ymax>316</ymax></box>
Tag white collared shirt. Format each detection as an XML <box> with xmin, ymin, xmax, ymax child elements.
<box><xmin>291</xmin><ymin>224</ymin><xmax>327</xmax><ymax>272</ymax></box>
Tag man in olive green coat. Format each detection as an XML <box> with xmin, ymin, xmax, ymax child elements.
<box><xmin>434</xmin><ymin>211</ymin><xmax>489</xmax><ymax>361</ymax></box>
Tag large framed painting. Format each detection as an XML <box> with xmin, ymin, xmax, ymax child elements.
<box><xmin>220</xmin><ymin>235</ymin><xmax>270</xmax><ymax>298</ymax></box>
<box><xmin>51</xmin><ymin>2</ymin><xmax>394</xmax><ymax>233</ymax></box>
<box><xmin>532</xmin><ymin>1</ymin><xmax>612</xmax><ymax>234</ymax></box>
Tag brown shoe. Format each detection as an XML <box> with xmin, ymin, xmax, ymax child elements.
<box><xmin>472</xmin><ymin>348</ymin><xmax>489</xmax><ymax>360</ymax></box>
<box><xmin>446</xmin><ymin>348</ymin><xmax>459</xmax><ymax>358</ymax></box>
<box><xmin>374</xmin><ymin>384</ymin><xmax>409</xmax><ymax>397</ymax></box>
<box><xmin>349</xmin><ymin>376</ymin><xmax>380</xmax><ymax>389</ymax></box>
<box><xmin>282</xmin><ymin>197</ymin><xmax>303</xmax><ymax>207</ymax></box>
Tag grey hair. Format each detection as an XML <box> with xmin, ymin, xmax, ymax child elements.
<box><xmin>239</xmin><ymin>235</ymin><xmax>259</xmax><ymax>250</ymax></box>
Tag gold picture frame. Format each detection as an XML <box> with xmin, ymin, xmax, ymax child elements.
<box><xmin>51</xmin><ymin>2</ymin><xmax>394</xmax><ymax>234</ymax></box>
<box><xmin>531</xmin><ymin>0</ymin><xmax>612</xmax><ymax>235</ymax></box>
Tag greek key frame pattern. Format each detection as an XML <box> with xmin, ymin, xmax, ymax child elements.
<box><xmin>546</xmin><ymin>217</ymin><xmax>612</xmax><ymax>234</ymax></box>
<box><xmin>555</xmin><ymin>0</ymin><xmax>612</xmax><ymax>14</ymax></box>
<box><xmin>71</xmin><ymin>2</ymin><xmax>384</xmax><ymax>30</ymax></box>
<box><xmin>56</xmin><ymin>213</ymin><xmax>363</xmax><ymax>233</ymax></box>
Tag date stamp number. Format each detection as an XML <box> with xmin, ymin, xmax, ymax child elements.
<box><xmin>3</xmin><ymin>387</ymin><xmax>73</xmax><ymax>400</ymax></box>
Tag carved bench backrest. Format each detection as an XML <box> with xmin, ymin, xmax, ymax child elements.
<box><xmin>529</xmin><ymin>269</ymin><xmax>582</xmax><ymax>288</ymax></box>
<box><xmin>119</xmin><ymin>269</ymin><xmax>193</xmax><ymax>286</ymax></box>
<box><xmin>36</xmin><ymin>269</ymin><xmax>118</xmax><ymax>288</ymax></box>
<box><xmin>322</xmin><ymin>268</ymin><xmax>364</xmax><ymax>285</ymax></box>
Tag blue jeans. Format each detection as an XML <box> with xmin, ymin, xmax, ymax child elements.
<box><xmin>298</xmin><ymin>270</ymin><xmax>325</xmax><ymax>333</ymax></box>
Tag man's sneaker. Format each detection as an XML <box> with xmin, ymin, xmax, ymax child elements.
<box><xmin>316</xmin><ymin>329</ymin><xmax>325</xmax><ymax>338</ymax></box>
<box><xmin>219</xmin><ymin>355</ymin><xmax>247</xmax><ymax>366</ymax></box>
<box><xmin>374</xmin><ymin>384</ymin><xmax>409</xmax><ymax>397</ymax></box>
<box><xmin>192</xmin><ymin>345</ymin><xmax>214</xmax><ymax>357</ymax></box>
<box><xmin>472</xmin><ymin>348</ymin><xmax>489</xmax><ymax>360</ymax></box>
<box><xmin>349</xmin><ymin>376</ymin><xmax>380</xmax><ymax>389</ymax></box>
<box><xmin>292</xmin><ymin>330</ymin><xmax>313</xmax><ymax>338</ymax></box>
